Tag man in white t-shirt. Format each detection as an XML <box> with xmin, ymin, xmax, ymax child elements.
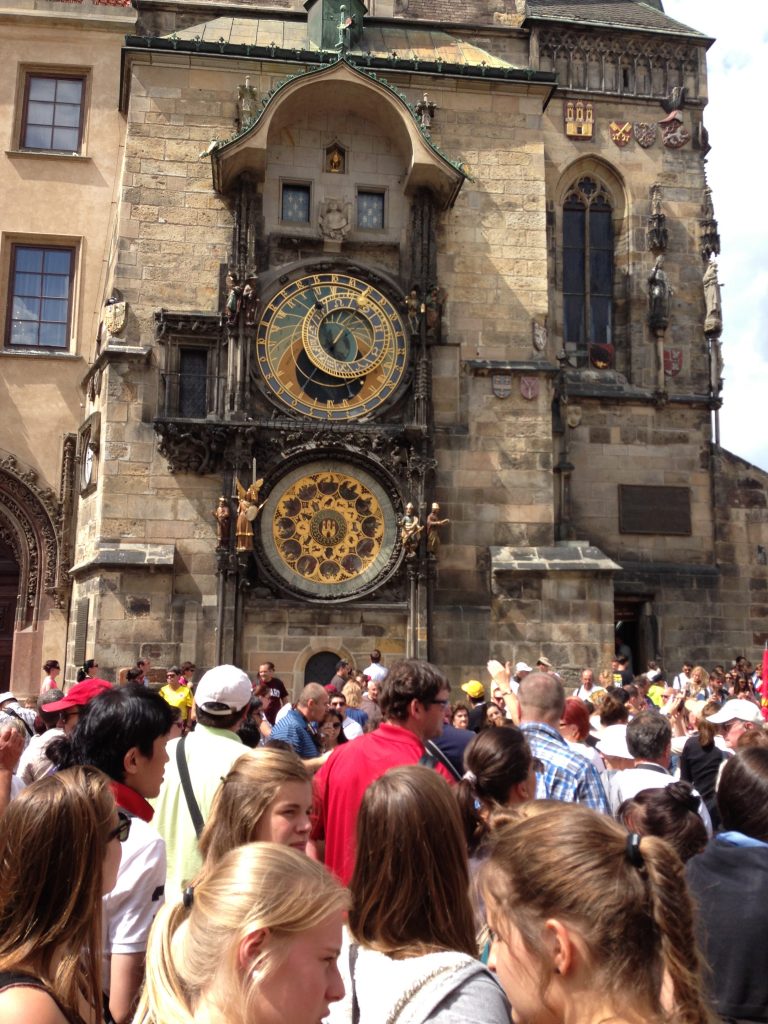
<box><xmin>672</xmin><ymin>661</ymin><xmax>693</xmax><ymax>692</ymax></box>
<box><xmin>362</xmin><ymin>649</ymin><xmax>388</xmax><ymax>684</ymax></box>
<box><xmin>328</xmin><ymin>692</ymin><xmax>364</xmax><ymax>741</ymax></box>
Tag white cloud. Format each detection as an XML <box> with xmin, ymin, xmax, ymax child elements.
<box><xmin>663</xmin><ymin>1</ymin><xmax>768</xmax><ymax>471</ymax></box>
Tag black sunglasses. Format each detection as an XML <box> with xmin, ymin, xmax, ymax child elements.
<box><xmin>108</xmin><ymin>810</ymin><xmax>131</xmax><ymax>844</ymax></box>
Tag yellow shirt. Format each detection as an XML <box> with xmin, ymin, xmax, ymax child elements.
<box><xmin>159</xmin><ymin>683</ymin><xmax>194</xmax><ymax>720</ymax></box>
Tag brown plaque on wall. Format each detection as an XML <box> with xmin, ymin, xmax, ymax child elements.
<box><xmin>618</xmin><ymin>485</ymin><xmax>692</xmax><ymax>536</ymax></box>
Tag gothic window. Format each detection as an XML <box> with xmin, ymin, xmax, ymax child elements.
<box><xmin>6</xmin><ymin>244</ymin><xmax>74</xmax><ymax>348</ymax></box>
<box><xmin>357</xmin><ymin>190</ymin><xmax>385</xmax><ymax>230</ymax></box>
<box><xmin>563</xmin><ymin>177</ymin><xmax>613</xmax><ymax>356</ymax></box>
<box><xmin>280</xmin><ymin>183</ymin><xmax>311</xmax><ymax>224</ymax></box>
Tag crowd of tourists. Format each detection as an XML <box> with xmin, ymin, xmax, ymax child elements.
<box><xmin>0</xmin><ymin>647</ymin><xmax>767</xmax><ymax>1024</ymax></box>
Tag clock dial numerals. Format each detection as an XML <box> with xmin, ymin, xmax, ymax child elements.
<box><xmin>256</xmin><ymin>273</ymin><xmax>408</xmax><ymax>420</ymax></box>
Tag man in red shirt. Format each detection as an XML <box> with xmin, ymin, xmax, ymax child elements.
<box><xmin>311</xmin><ymin>659</ymin><xmax>454</xmax><ymax>884</ymax></box>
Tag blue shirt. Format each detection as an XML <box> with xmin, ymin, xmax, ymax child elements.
<box><xmin>270</xmin><ymin>707</ymin><xmax>319</xmax><ymax>759</ymax></box>
<box><xmin>521</xmin><ymin>721</ymin><xmax>609</xmax><ymax>814</ymax></box>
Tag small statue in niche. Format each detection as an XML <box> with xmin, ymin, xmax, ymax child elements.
<box><xmin>415</xmin><ymin>93</ymin><xmax>437</xmax><ymax>131</ymax></box>
<box><xmin>225</xmin><ymin>271</ymin><xmax>242</xmax><ymax>326</ymax></box>
<box><xmin>326</xmin><ymin>145</ymin><xmax>345</xmax><ymax>174</ymax></box>
<box><xmin>426</xmin><ymin>503</ymin><xmax>450</xmax><ymax>556</ymax></box>
<box><xmin>703</xmin><ymin>259</ymin><xmax>722</xmax><ymax>336</ymax></box>
<box><xmin>424</xmin><ymin>285</ymin><xmax>445</xmax><ymax>344</ymax></box>
<box><xmin>318</xmin><ymin>198</ymin><xmax>352</xmax><ymax>241</ymax></box>
<box><xmin>213</xmin><ymin>497</ymin><xmax>231</xmax><ymax>548</ymax></box>
<box><xmin>235</xmin><ymin>478</ymin><xmax>264</xmax><ymax>554</ymax></box>
<box><xmin>647</xmin><ymin>256</ymin><xmax>671</xmax><ymax>333</ymax></box>
<box><xmin>242</xmin><ymin>282</ymin><xmax>259</xmax><ymax>327</ymax></box>
<box><xmin>400</xmin><ymin>502</ymin><xmax>423</xmax><ymax>558</ymax></box>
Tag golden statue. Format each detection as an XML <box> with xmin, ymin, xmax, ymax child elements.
<box><xmin>212</xmin><ymin>496</ymin><xmax>231</xmax><ymax>548</ymax></box>
<box><xmin>235</xmin><ymin>478</ymin><xmax>264</xmax><ymax>553</ymax></box>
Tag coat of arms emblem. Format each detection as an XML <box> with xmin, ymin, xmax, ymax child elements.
<box><xmin>103</xmin><ymin>300</ymin><xmax>126</xmax><ymax>336</ymax></box>
<box><xmin>519</xmin><ymin>377</ymin><xmax>539</xmax><ymax>401</ymax></box>
<box><xmin>492</xmin><ymin>374</ymin><xmax>512</xmax><ymax>399</ymax></box>
<box><xmin>634</xmin><ymin>122</ymin><xmax>657</xmax><ymax>148</ymax></box>
<box><xmin>664</xmin><ymin>348</ymin><xmax>683</xmax><ymax>377</ymax></box>
<box><xmin>610</xmin><ymin>121</ymin><xmax>633</xmax><ymax>147</ymax></box>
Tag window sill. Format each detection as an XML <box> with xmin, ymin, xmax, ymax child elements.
<box><xmin>5</xmin><ymin>149</ymin><xmax>91</xmax><ymax>162</ymax></box>
<box><xmin>0</xmin><ymin>348</ymin><xmax>81</xmax><ymax>359</ymax></box>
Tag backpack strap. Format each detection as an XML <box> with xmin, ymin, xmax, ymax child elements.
<box><xmin>1</xmin><ymin>705</ymin><xmax>33</xmax><ymax>737</ymax></box>
<box><xmin>176</xmin><ymin>734</ymin><xmax>204</xmax><ymax>838</ymax></box>
<box><xmin>421</xmin><ymin>740</ymin><xmax>462</xmax><ymax>782</ymax></box>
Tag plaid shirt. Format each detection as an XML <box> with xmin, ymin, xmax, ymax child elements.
<box><xmin>521</xmin><ymin>721</ymin><xmax>610</xmax><ymax>814</ymax></box>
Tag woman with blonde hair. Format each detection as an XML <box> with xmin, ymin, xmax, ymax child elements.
<box><xmin>135</xmin><ymin>842</ymin><xmax>347</xmax><ymax>1024</ymax></box>
<box><xmin>481</xmin><ymin>801</ymin><xmax>717</xmax><ymax>1024</ymax></box>
<box><xmin>198</xmin><ymin>748</ymin><xmax>312</xmax><ymax>867</ymax></box>
<box><xmin>0</xmin><ymin>765</ymin><xmax>126</xmax><ymax>1024</ymax></box>
<box><xmin>329</xmin><ymin>765</ymin><xmax>509</xmax><ymax>1024</ymax></box>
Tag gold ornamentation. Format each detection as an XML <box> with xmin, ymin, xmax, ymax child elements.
<box><xmin>272</xmin><ymin>470</ymin><xmax>384</xmax><ymax>584</ymax></box>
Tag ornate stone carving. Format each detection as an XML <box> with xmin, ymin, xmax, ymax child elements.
<box><xmin>646</xmin><ymin>184</ymin><xmax>668</xmax><ymax>254</ymax></box>
<box><xmin>318</xmin><ymin>198</ymin><xmax>352</xmax><ymax>240</ymax></box>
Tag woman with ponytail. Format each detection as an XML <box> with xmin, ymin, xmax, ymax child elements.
<box><xmin>480</xmin><ymin>801</ymin><xmax>717</xmax><ymax>1024</ymax></box>
<box><xmin>456</xmin><ymin>727</ymin><xmax>535</xmax><ymax>857</ymax></box>
<box><xmin>135</xmin><ymin>842</ymin><xmax>348</xmax><ymax>1024</ymax></box>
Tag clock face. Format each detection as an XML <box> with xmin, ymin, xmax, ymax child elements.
<box><xmin>259</xmin><ymin>462</ymin><xmax>399</xmax><ymax>599</ymax></box>
<box><xmin>256</xmin><ymin>272</ymin><xmax>408</xmax><ymax>420</ymax></box>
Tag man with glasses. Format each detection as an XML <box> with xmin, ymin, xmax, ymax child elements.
<box><xmin>312</xmin><ymin>659</ymin><xmax>455</xmax><ymax>884</ymax></box>
<box><xmin>38</xmin><ymin>677</ymin><xmax>113</xmax><ymax>736</ymax></box>
<box><xmin>328</xmin><ymin>693</ymin><xmax>363</xmax><ymax>741</ymax></box>
<box><xmin>159</xmin><ymin>667</ymin><xmax>194</xmax><ymax>729</ymax></box>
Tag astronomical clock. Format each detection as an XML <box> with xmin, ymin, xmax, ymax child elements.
<box><xmin>255</xmin><ymin>271</ymin><xmax>409</xmax><ymax>422</ymax></box>
<box><xmin>248</xmin><ymin>265</ymin><xmax>419</xmax><ymax>603</ymax></box>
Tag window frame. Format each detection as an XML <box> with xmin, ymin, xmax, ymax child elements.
<box><xmin>5</xmin><ymin>242</ymin><xmax>77</xmax><ymax>351</ymax></box>
<box><xmin>19</xmin><ymin>71</ymin><xmax>87</xmax><ymax>155</ymax></box>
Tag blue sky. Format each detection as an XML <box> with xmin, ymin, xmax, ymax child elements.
<box><xmin>663</xmin><ymin>1</ymin><xmax>768</xmax><ymax>472</ymax></box>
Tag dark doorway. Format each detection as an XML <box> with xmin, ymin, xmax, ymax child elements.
<box><xmin>614</xmin><ymin>596</ymin><xmax>658</xmax><ymax>677</ymax></box>
<box><xmin>304</xmin><ymin>650</ymin><xmax>340</xmax><ymax>687</ymax></box>
<box><xmin>0</xmin><ymin>542</ymin><xmax>19</xmax><ymax>691</ymax></box>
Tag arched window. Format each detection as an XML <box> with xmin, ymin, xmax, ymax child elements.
<box><xmin>563</xmin><ymin>176</ymin><xmax>613</xmax><ymax>358</ymax></box>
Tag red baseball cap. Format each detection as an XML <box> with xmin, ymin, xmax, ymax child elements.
<box><xmin>43</xmin><ymin>678</ymin><xmax>113</xmax><ymax>713</ymax></box>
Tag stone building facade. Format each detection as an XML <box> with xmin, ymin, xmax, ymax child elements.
<box><xmin>2</xmin><ymin>0</ymin><xmax>767</xmax><ymax>694</ymax></box>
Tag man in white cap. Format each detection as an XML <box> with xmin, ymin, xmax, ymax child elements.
<box><xmin>152</xmin><ymin>664</ymin><xmax>253</xmax><ymax>893</ymax></box>
<box><xmin>512</xmin><ymin>662</ymin><xmax>532</xmax><ymax>693</ymax></box>
<box><xmin>707</xmin><ymin>698</ymin><xmax>763</xmax><ymax>752</ymax></box>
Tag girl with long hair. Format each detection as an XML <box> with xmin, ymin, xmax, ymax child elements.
<box><xmin>198</xmin><ymin>748</ymin><xmax>313</xmax><ymax>868</ymax></box>
<box><xmin>481</xmin><ymin>801</ymin><xmax>717</xmax><ymax>1024</ymax></box>
<box><xmin>135</xmin><ymin>843</ymin><xmax>347</xmax><ymax>1024</ymax></box>
<box><xmin>328</xmin><ymin>765</ymin><xmax>509</xmax><ymax>1024</ymax></box>
<box><xmin>0</xmin><ymin>765</ymin><xmax>126</xmax><ymax>1024</ymax></box>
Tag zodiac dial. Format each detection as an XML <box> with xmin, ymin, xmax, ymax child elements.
<box><xmin>259</xmin><ymin>463</ymin><xmax>399</xmax><ymax>599</ymax></box>
<box><xmin>255</xmin><ymin>272</ymin><xmax>409</xmax><ymax>420</ymax></box>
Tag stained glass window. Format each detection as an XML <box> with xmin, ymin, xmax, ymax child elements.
<box><xmin>357</xmin><ymin>191</ymin><xmax>385</xmax><ymax>230</ymax></box>
<box><xmin>281</xmin><ymin>184</ymin><xmax>311</xmax><ymax>223</ymax></box>
<box><xmin>563</xmin><ymin>177</ymin><xmax>613</xmax><ymax>354</ymax></box>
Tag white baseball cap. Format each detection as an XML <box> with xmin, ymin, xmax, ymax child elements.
<box><xmin>596</xmin><ymin>724</ymin><xmax>632</xmax><ymax>760</ymax></box>
<box><xmin>706</xmin><ymin>699</ymin><xmax>763</xmax><ymax>725</ymax></box>
<box><xmin>194</xmin><ymin>665</ymin><xmax>252</xmax><ymax>715</ymax></box>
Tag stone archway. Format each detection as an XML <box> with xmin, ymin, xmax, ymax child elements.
<box><xmin>0</xmin><ymin>542</ymin><xmax>19</xmax><ymax>691</ymax></box>
<box><xmin>0</xmin><ymin>447</ymin><xmax>72</xmax><ymax>692</ymax></box>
